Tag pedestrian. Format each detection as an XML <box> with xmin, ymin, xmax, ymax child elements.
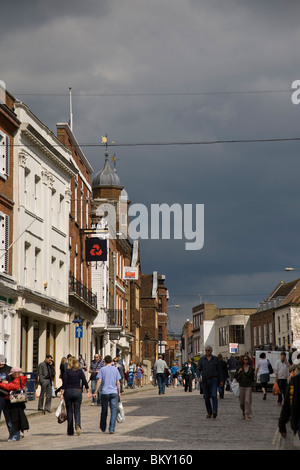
<box><xmin>136</xmin><ymin>362</ymin><xmax>144</xmax><ymax>387</ymax></box>
<box><xmin>290</xmin><ymin>353</ymin><xmax>300</xmax><ymax>378</ymax></box>
<box><xmin>60</xmin><ymin>356</ymin><xmax>91</xmax><ymax>436</ymax></box>
<box><xmin>217</xmin><ymin>354</ymin><xmax>229</xmax><ymax>398</ymax></box>
<box><xmin>196</xmin><ymin>345</ymin><xmax>223</xmax><ymax>419</ymax></box>
<box><xmin>171</xmin><ymin>364</ymin><xmax>179</xmax><ymax>387</ymax></box>
<box><xmin>127</xmin><ymin>361</ymin><xmax>136</xmax><ymax>389</ymax></box>
<box><xmin>278</xmin><ymin>372</ymin><xmax>300</xmax><ymax>447</ymax></box>
<box><xmin>89</xmin><ymin>354</ymin><xmax>103</xmax><ymax>405</ymax></box>
<box><xmin>255</xmin><ymin>352</ymin><xmax>270</xmax><ymax>400</ymax></box>
<box><xmin>0</xmin><ymin>366</ymin><xmax>29</xmax><ymax>441</ymax></box>
<box><xmin>165</xmin><ymin>367</ymin><xmax>171</xmax><ymax>387</ymax></box>
<box><xmin>0</xmin><ymin>355</ymin><xmax>13</xmax><ymax>437</ymax></box>
<box><xmin>55</xmin><ymin>357</ymin><xmax>67</xmax><ymax>397</ymax></box>
<box><xmin>116</xmin><ymin>354</ymin><xmax>126</xmax><ymax>392</ymax></box>
<box><xmin>274</xmin><ymin>352</ymin><xmax>290</xmax><ymax>406</ymax></box>
<box><xmin>38</xmin><ymin>355</ymin><xmax>53</xmax><ymax>413</ymax></box>
<box><xmin>227</xmin><ymin>355</ymin><xmax>239</xmax><ymax>381</ymax></box>
<box><xmin>153</xmin><ymin>355</ymin><xmax>168</xmax><ymax>395</ymax></box>
<box><xmin>79</xmin><ymin>354</ymin><xmax>87</xmax><ymax>374</ymax></box>
<box><xmin>182</xmin><ymin>359</ymin><xmax>196</xmax><ymax>392</ymax></box>
<box><xmin>49</xmin><ymin>357</ymin><xmax>56</xmax><ymax>398</ymax></box>
<box><xmin>235</xmin><ymin>355</ymin><xmax>255</xmax><ymax>421</ymax></box>
<box><xmin>93</xmin><ymin>355</ymin><xmax>121</xmax><ymax>434</ymax></box>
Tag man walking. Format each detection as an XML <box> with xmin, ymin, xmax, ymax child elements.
<box><xmin>275</xmin><ymin>351</ymin><xmax>290</xmax><ymax>406</ymax></box>
<box><xmin>197</xmin><ymin>346</ymin><xmax>223</xmax><ymax>418</ymax></box>
<box><xmin>93</xmin><ymin>355</ymin><xmax>121</xmax><ymax>434</ymax></box>
<box><xmin>89</xmin><ymin>354</ymin><xmax>104</xmax><ymax>405</ymax></box>
<box><xmin>38</xmin><ymin>355</ymin><xmax>53</xmax><ymax>413</ymax></box>
<box><xmin>227</xmin><ymin>355</ymin><xmax>239</xmax><ymax>381</ymax></box>
<box><xmin>153</xmin><ymin>355</ymin><xmax>168</xmax><ymax>395</ymax></box>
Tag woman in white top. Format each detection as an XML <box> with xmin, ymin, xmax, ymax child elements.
<box><xmin>255</xmin><ymin>352</ymin><xmax>270</xmax><ymax>400</ymax></box>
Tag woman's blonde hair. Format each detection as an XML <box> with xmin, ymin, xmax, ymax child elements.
<box><xmin>68</xmin><ymin>356</ymin><xmax>80</xmax><ymax>370</ymax></box>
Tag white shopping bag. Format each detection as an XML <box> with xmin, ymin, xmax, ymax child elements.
<box><xmin>230</xmin><ymin>379</ymin><xmax>240</xmax><ymax>398</ymax></box>
<box><xmin>117</xmin><ymin>401</ymin><xmax>125</xmax><ymax>423</ymax></box>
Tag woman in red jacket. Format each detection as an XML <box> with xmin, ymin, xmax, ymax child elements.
<box><xmin>0</xmin><ymin>367</ymin><xmax>29</xmax><ymax>441</ymax></box>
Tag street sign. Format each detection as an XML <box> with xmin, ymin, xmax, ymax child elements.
<box><xmin>85</xmin><ymin>238</ymin><xmax>107</xmax><ymax>261</ymax></box>
<box><xmin>75</xmin><ymin>326</ymin><xmax>83</xmax><ymax>339</ymax></box>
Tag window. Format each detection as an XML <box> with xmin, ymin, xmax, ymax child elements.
<box><xmin>34</xmin><ymin>247</ymin><xmax>41</xmax><ymax>289</ymax></box>
<box><xmin>34</xmin><ymin>175</ymin><xmax>41</xmax><ymax>214</ymax></box>
<box><xmin>0</xmin><ymin>130</ymin><xmax>9</xmax><ymax>179</ymax></box>
<box><xmin>229</xmin><ymin>325</ymin><xmax>244</xmax><ymax>344</ymax></box>
<box><xmin>0</xmin><ymin>213</ymin><xmax>9</xmax><ymax>273</ymax></box>
<box><xmin>24</xmin><ymin>241</ymin><xmax>31</xmax><ymax>285</ymax></box>
<box><xmin>219</xmin><ymin>327</ymin><xmax>227</xmax><ymax>346</ymax></box>
<box><xmin>253</xmin><ymin>326</ymin><xmax>257</xmax><ymax>346</ymax></box>
<box><xmin>264</xmin><ymin>324</ymin><xmax>268</xmax><ymax>344</ymax></box>
<box><xmin>259</xmin><ymin>325</ymin><xmax>262</xmax><ymax>345</ymax></box>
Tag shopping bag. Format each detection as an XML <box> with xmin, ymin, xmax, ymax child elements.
<box><xmin>230</xmin><ymin>379</ymin><xmax>240</xmax><ymax>398</ymax></box>
<box><xmin>55</xmin><ymin>399</ymin><xmax>67</xmax><ymax>424</ymax></box>
<box><xmin>117</xmin><ymin>401</ymin><xmax>125</xmax><ymax>423</ymax></box>
<box><xmin>272</xmin><ymin>381</ymin><xmax>280</xmax><ymax>396</ymax></box>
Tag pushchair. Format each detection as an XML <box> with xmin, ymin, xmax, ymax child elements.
<box><xmin>127</xmin><ymin>371</ymin><xmax>135</xmax><ymax>389</ymax></box>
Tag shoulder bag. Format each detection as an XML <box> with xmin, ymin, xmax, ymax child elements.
<box><xmin>9</xmin><ymin>378</ymin><xmax>27</xmax><ymax>404</ymax></box>
<box><xmin>267</xmin><ymin>360</ymin><xmax>273</xmax><ymax>374</ymax></box>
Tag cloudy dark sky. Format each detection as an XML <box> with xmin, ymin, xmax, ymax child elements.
<box><xmin>2</xmin><ymin>0</ymin><xmax>300</xmax><ymax>333</ymax></box>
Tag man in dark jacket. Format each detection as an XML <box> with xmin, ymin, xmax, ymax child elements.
<box><xmin>279</xmin><ymin>373</ymin><xmax>300</xmax><ymax>446</ymax></box>
<box><xmin>197</xmin><ymin>346</ymin><xmax>223</xmax><ymax>419</ymax></box>
<box><xmin>38</xmin><ymin>355</ymin><xmax>53</xmax><ymax>413</ymax></box>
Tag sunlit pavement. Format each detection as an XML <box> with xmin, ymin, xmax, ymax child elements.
<box><xmin>0</xmin><ymin>384</ymin><xmax>297</xmax><ymax>451</ymax></box>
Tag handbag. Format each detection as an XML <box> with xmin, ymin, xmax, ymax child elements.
<box><xmin>267</xmin><ymin>360</ymin><xmax>273</xmax><ymax>374</ymax></box>
<box><xmin>9</xmin><ymin>378</ymin><xmax>27</xmax><ymax>404</ymax></box>
<box><xmin>230</xmin><ymin>379</ymin><xmax>240</xmax><ymax>398</ymax></box>
<box><xmin>55</xmin><ymin>399</ymin><xmax>67</xmax><ymax>424</ymax></box>
<box><xmin>117</xmin><ymin>401</ymin><xmax>125</xmax><ymax>423</ymax></box>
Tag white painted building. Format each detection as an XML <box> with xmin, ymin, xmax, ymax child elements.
<box><xmin>12</xmin><ymin>101</ymin><xmax>77</xmax><ymax>375</ymax></box>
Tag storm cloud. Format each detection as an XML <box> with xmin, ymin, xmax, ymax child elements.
<box><xmin>2</xmin><ymin>0</ymin><xmax>300</xmax><ymax>332</ymax></box>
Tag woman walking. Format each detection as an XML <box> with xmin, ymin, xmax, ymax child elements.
<box><xmin>136</xmin><ymin>363</ymin><xmax>144</xmax><ymax>387</ymax></box>
<box><xmin>61</xmin><ymin>356</ymin><xmax>91</xmax><ymax>436</ymax></box>
<box><xmin>235</xmin><ymin>355</ymin><xmax>255</xmax><ymax>421</ymax></box>
<box><xmin>255</xmin><ymin>352</ymin><xmax>270</xmax><ymax>400</ymax></box>
<box><xmin>0</xmin><ymin>367</ymin><xmax>29</xmax><ymax>441</ymax></box>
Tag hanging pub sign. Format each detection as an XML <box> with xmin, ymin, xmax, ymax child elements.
<box><xmin>85</xmin><ymin>238</ymin><xmax>107</xmax><ymax>262</ymax></box>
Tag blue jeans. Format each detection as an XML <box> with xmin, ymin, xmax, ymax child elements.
<box><xmin>277</xmin><ymin>379</ymin><xmax>287</xmax><ymax>404</ymax></box>
<box><xmin>100</xmin><ymin>393</ymin><xmax>118</xmax><ymax>433</ymax></box>
<box><xmin>64</xmin><ymin>389</ymin><xmax>82</xmax><ymax>435</ymax></box>
<box><xmin>201</xmin><ymin>377</ymin><xmax>218</xmax><ymax>414</ymax></box>
<box><xmin>156</xmin><ymin>373</ymin><xmax>166</xmax><ymax>395</ymax></box>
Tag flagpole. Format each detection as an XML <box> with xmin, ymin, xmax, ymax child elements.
<box><xmin>69</xmin><ymin>86</ymin><xmax>73</xmax><ymax>131</ymax></box>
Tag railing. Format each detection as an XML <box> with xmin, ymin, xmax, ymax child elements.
<box><xmin>69</xmin><ymin>275</ymin><xmax>97</xmax><ymax>309</ymax></box>
<box><xmin>107</xmin><ymin>309</ymin><xmax>123</xmax><ymax>327</ymax></box>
